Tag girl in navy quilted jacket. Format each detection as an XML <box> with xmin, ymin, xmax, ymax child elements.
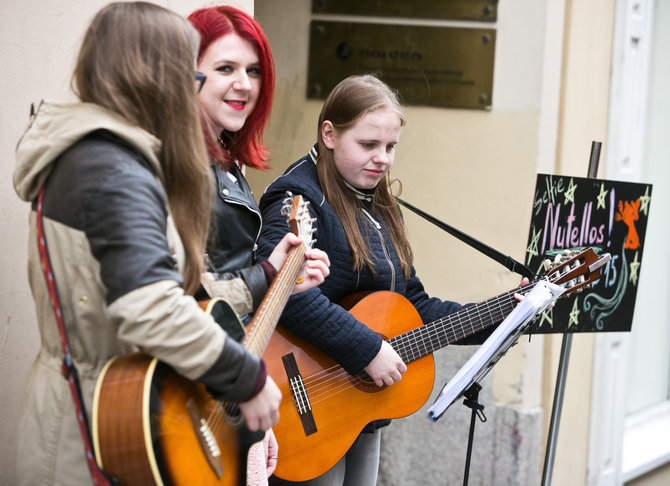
<box><xmin>257</xmin><ymin>75</ymin><xmax>517</xmax><ymax>486</ymax></box>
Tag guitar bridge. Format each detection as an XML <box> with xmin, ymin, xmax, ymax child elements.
<box><xmin>282</xmin><ymin>353</ymin><xmax>317</xmax><ymax>436</ymax></box>
<box><xmin>186</xmin><ymin>399</ymin><xmax>225</xmax><ymax>479</ymax></box>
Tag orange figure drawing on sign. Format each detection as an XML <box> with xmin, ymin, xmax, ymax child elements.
<box><xmin>615</xmin><ymin>198</ymin><xmax>641</xmax><ymax>250</ymax></box>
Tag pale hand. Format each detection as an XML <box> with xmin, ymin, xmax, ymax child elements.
<box><xmin>266</xmin><ymin>232</ymin><xmax>330</xmax><ymax>294</ymax></box>
<box><xmin>264</xmin><ymin>428</ymin><xmax>279</xmax><ymax>477</ymax></box>
<box><xmin>364</xmin><ymin>340</ymin><xmax>407</xmax><ymax>387</ymax></box>
<box><xmin>238</xmin><ymin>376</ymin><xmax>281</xmax><ymax>432</ymax></box>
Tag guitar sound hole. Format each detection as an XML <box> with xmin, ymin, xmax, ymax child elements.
<box><xmin>350</xmin><ymin>371</ymin><xmax>387</xmax><ymax>393</ymax></box>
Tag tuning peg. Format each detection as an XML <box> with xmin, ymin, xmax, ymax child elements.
<box><xmin>281</xmin><ymin>191</ymin><xmax>295</xmax><ymax>207</ymax></box>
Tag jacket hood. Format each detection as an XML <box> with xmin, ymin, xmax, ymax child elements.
<box><xmin>14</xmin><ymin>100</ymin><xmax>162</xmax><ymax>202</ymax></box>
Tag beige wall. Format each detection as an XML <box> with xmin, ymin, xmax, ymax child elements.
<box><xmin>0</xmin><ymin>1</ymin><xmax>253</xmax><ymax>483</ymax></box>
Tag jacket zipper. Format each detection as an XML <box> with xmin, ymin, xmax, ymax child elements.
<box><xmin>216</xmin><ymin>165</ymin><xmax>263</xmax><ymax>257</ymax></box>
<box><xmin>223</xmin><ymin>197</ymin><xmax>262</xmax><ymax>257</ymax></box>
<box><xmin>361</xmin><ymin>208</ymin><xmax>396</xmax><ymax>291</ymax></box>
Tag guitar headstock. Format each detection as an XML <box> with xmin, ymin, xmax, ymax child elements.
<box><xmin>281</xmin><ymin>193</ymin><xmax>317</xmax><ymax>249</ymax></box>
<box><xmin>543</xmin><ymin>248</ymin><xmax>611</xmax><ymax>296</ymax></box>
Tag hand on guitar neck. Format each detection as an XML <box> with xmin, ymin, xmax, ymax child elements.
<box><xmin>266</xmin><ymin>232</ymin><xmax>331</xmax><ymax>296</ymax></box>
<box><xmin>514</xmin><ymin>277</ymin><xmax>531</xmax><ymax>302</ymax></box>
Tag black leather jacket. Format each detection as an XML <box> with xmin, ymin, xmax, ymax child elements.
<box><xmin>205</xmin><ymin>163</ymin><xmax>269</xmax><ymax>311</ymax></box>
<box><xmin>207</xmin><ymin>163</ymin><xmax>261</xmax><ymax>272</ymax></box>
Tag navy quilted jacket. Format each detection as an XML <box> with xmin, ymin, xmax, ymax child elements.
<box><xmin>258</xmin><ymin>146</ymin><xmax>490</xmax><ymax>376</ymax></box>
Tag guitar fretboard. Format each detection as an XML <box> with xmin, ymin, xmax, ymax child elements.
<box><xmin>244</xmin><ymin>244</ymin><xmax>306</xmax><ymax>355</ymax></box>
<box><xmin>389</xmin><ymin>286</ymin><xmax>527</xmax><ymax>364</ymax></box>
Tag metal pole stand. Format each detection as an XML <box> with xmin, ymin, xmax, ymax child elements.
<box><xmin>461</xmin><ymin>382</ymin><xmax>487</xmax><ymax>486</ymax></box>
<box><xmin>540</xmin><ymin>141</ymin><xmax>601</xmax><ymax>485</ymax></box>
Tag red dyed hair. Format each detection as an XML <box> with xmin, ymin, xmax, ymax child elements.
<box><xmin>188</xmin><ymin>6</ymin><xmax>275</xmax><ymax>169</ymax></box>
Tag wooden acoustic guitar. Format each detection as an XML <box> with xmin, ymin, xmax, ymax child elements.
<box><xmin>92</xmin><ymin>194</ymin><xmax>315</xmax><ymax>486</ymax></box>
<box><xmin>263</xmin><ymin>248</ymin><xmax>610</xmax><ymax>482</ymax></box>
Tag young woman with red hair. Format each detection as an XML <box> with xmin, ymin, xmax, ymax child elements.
<box><xmin>187</xmin><ymin>6</ymin><xmax>330</xmax><ymax>485</ymax></box>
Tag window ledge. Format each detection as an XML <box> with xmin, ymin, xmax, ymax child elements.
<box><xmin>622</xmin><ymin>401</ymin><xmax>670</xmax><ymax>481</ymax></box>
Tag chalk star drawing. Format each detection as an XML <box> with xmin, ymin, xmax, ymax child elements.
<box><xmin>564</xmin><ymin>178</ymin><xmax>577</xmax><ymax>205</ymax></box>
<box><xmin>537</xmin><ymin>307</ymin><xmax>554</xmax><ymax>329</ymax></box>
<box><xmin>526</xmin><ymin>226</ymin><xmax>542</xmax><ymax>265</ymax></box>
<box><xmin>629</xmin><ymin>251</ymin><xmax>640</xmax><ymax>286</ymax></box>
<box><xmin>639</xmin><ymin>187</ymin><xmax>651</xmax><ymax>216</ymax></box>
<box><xmin>596</xmin><ymin>183</ymin><xmax>608</xmax><ymax>210</ymax></box>
<box><xmin>568</xmin><ymin>298</ymin><xmax>580</xmax><ymax>328</ymax></box>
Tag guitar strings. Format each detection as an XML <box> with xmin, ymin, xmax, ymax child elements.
<box><xmin>296</xmin><ymin>259</ymin><xmax>580</xmax><ymax>405</ymax></box>
<box><xmin>297</xmin><ymin>287</ymin><xmax>516</xmax><ymax>390</ymax></box>
<box><xmin>245</xmin><ymin>246</ymin><xmax>304</xmax><ymax>353</ymax></box>
<box><xmin>210</xmin><ymin>285</ymin><xmax>521</xmax><ymax>423</ymax></box>
<box><xmin>210</xmin><ymin>255</ymin><xmax>578</xmax><ymax>427</ymax></box>
<box><xmin>297</xmin><ymin>288</ymin><xmax>524</xmax><ymax>405</ymax></box>
<box><xmin>206</xmin><ymin>244</ymin><xmax>306</xmax><ymax>434</ymax></box>
<box><xmin>288</xmin><ymin>255</ymin><xmax>586</xmax><ymax>410</ymax></box>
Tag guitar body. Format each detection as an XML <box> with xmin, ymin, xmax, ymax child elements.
<box><xmin>264</xmin><ymin>291</ymin><xmax>435</xmax><ymax>482</ymax></box>
<box><xmin>93</xmin><ymin>196</ymin><xmax>320</xmax><ymax>485</ymax></box>
<box><xmin>265</xmin><ymin>247</ymin><xmax>609</xmax><ymax>482</ymax></box>
<box><xmin>92</xmin><ymin>299</ymin><xmax>263</xmax><ymax>486</ymax></box>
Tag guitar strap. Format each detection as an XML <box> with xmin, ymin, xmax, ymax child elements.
<box><xmin>36</xmin><ymin>186</ymin><xmax>117</xmax><ymax>486</ymax></box>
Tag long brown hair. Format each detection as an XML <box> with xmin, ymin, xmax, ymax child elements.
<box><xmin>316</xmin><ymin>75</ymin><xmax>413</xmax><ymax>278</ymax></box>
<box><xmin>72</xmin><ymin>1</ymin><xmax>211</xmax><ymax>294</ymax></box>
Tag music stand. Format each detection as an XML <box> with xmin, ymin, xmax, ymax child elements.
<box><xmin>427</xmin><ymin>280</ymin><xmax>565</xmax><ymax>485</ymax></box>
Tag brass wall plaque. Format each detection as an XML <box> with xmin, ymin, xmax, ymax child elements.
<box><xmin>307</xmin><ymin>21</ymin><xmax>495</xmax><ymax>109</ymax></box>
<box><xmin>312</xmin><ymin>0</ymin><xmax>498</xmax><ymax>22</ymax></box>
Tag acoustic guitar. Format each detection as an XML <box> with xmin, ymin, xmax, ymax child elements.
<box><xmin>263</xmin><ymin>247</ymin><xmax>610</xmax><ymax>482</ymax></box>
<box><xmin>92</xmin><ymin>194</ymin><xmax>315</xmax><ymax>486</ymax></box>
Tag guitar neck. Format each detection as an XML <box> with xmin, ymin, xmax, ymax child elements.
<box><xmin>389</xmin><ymin>285</ymin><xmax>526</xmax><ymax>364</ymax></box>
<box><xmin>244</xmin><ymin>243</ymin><xmax>306</xmax><ymax>356</ymax></box>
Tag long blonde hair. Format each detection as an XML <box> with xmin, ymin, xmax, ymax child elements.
<box><xmin>72</xmin><ymin>2</ymin><xmax>211</xmax><ymax>294</ymax></box>
<box><xmin>316</xmin><ymin>75</ymin><xmax>413</xmax><ymax>277</ymax></box>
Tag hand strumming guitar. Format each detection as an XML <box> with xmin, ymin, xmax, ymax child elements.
<box><xmin>364</xmin><ymin>340</ymin><xmax>408</xmax><ymax>387</ymax></box>
<box><xmin>239</xmin><ymin>376</ymin><xmax>282</xmax><ymax>432</ymax></box>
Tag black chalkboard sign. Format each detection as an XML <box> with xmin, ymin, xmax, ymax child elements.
<box><xmin>525</xmin><ymin>174</ymin><xmax>652</xmax><ymax>333</ymax></box>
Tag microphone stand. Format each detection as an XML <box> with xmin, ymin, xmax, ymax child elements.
<box><xmin>462</xmin><ymin>383</ymin><xmax>486</xmax><ymax>486</ymax></box>
<box><xmin>393</xmin><ymin>197</ymin><xmax>533</xmax><ymax>485</ymax></box>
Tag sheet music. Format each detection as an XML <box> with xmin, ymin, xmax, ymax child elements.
<box><xmin>427</xmin><ymin>280</ymin><xmax>566</xmax><ymax>421</ymax></box>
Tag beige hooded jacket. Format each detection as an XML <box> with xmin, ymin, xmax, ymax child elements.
<box><xmin>13</xmin><ymin>101</ymin><xmax>261</xmax><ymax>485</ymax></box>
